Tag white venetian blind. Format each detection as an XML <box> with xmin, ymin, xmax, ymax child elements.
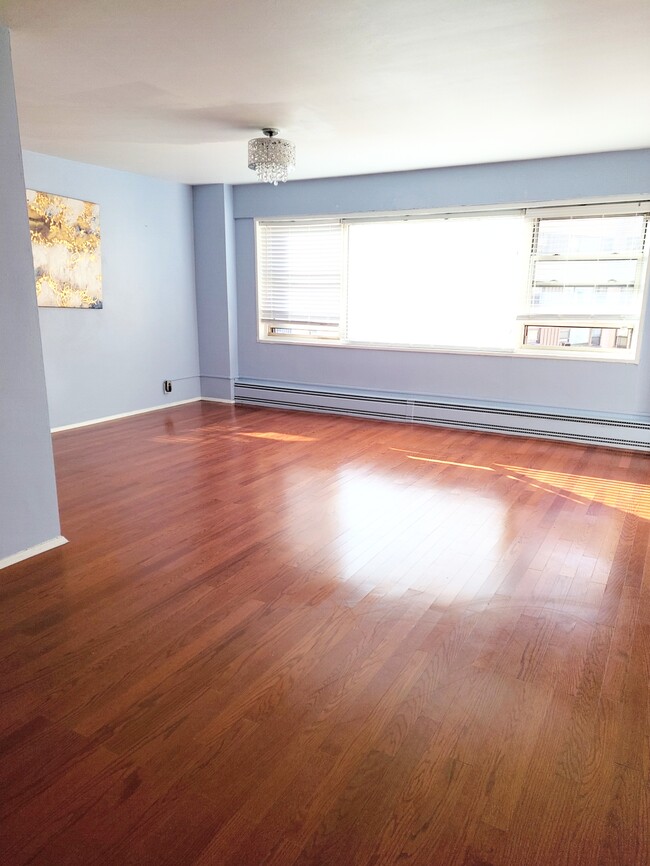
<box><xmin>257</xmin><ymin>221</ymin><xmax>343</xmax><ymax>333</ymax></box>
<box><xmin>526</xmin><ymin>212</ymin><xmax>649</xmax><ymax>318</ymax></box>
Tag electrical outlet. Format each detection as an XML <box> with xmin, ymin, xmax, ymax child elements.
<box><xmin>163</xmin><ymin>380</ymin><xmax>172</xmax><ymax>393</ymax></box>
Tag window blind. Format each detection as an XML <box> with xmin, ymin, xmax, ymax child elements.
<box><xmin>526</xmin><ymin>213</ymin><xmax>649</xmax><ymax>318</ymax></box>
<box><xmin>257</xmin><ymin>221</ymin><xmax>343</xmax><ymax>333</ymax></box>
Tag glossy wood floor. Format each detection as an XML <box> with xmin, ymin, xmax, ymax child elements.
<box><xmin>2</xmin><ymin>403</ymin><xmax>649</xmax><ymax>865</ymax></box>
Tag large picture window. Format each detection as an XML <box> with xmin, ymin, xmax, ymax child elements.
<box><xmin>346</xmin><ymin>215</ymin><xmax>528</xmax><ymax>350</ymax></box>
<box><xmin>256</xmin><ymin>202</ymin><xmax>650</xmax><ymax>359</ymax></box>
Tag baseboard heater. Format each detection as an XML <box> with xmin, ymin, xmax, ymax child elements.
<box><xmin>234</xmin><ymin>381</ymin><xmax>650</xmax><ymax>452</ymax></box>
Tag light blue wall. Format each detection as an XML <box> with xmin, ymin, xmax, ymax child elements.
<box><xmin>0</xmin><ymin>28</ymin><xmax>60</xmax><ymax>561</ymax></box>
<box><xmin>193</xmin><ymin>184</ymin><xmax>238</xmax><ymax>400</ymax></box>
<box><xmin>14</xmin><ymin>141</ymin><xmax>650</xmax><ymax>447</ymax></box>
<box><xmin>22</xmin><ymin>151</ymin><xmax>201</xmax><ymax>429</ymax></box>
<box><xmin>233</xmin><ymin>150</ymin><xmax>650</xmax><ymax>419</ymax></box>
<box><xmin>234</xmin><ymin>150</ymin><xmax>650</xmax><ymax>219</ymax></box>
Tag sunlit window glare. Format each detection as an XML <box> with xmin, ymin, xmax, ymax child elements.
<box><xmin>346</xmin><ymin>216</ymin><xmax>528</xmax><ymax>350</ymax></box>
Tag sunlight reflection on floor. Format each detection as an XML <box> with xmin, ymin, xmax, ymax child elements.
<box><xmin>238</xmin><ymin>431</ymin><xmax>316</xmax><ymax>442</ymax></box>
<box><xmin>320</xmin><ymin>468</ymin><xmax>508</xmax><ymax>599</ymax></box>
<box><xmin>392</xmin><ymin>449</ymin><xmax>650</xmax><ymax>521</ymax></box>
<box><xmin>152</xmin><ymin>428</ymin><xmax>316</xmax><ymax>444</ymax></box>
<box><xmin>499</xmin><ymin>464</ymin><xmax>650</xmax><ymax>520</ymax></box>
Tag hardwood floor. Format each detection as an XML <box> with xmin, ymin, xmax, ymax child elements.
<box><xmin>1</xmin><ymin>402</ymin><xmax>649</xmax><ymax>865</ymax></box>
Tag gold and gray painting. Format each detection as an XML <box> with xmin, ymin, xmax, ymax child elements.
<box><xmin>27</xmin><ymin>190</ymin><xmax>102</xmax><ymax>308</ymax></box>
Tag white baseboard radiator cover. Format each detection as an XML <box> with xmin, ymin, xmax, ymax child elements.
<box><xmin>234</xmin><ymin>381</ymin><xmax>650</xmax><ymax>452</ymax></box>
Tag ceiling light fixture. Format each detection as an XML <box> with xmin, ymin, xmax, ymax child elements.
<box><xmin>248</xmin><ymin>128</ymin><xmax>295</xmax><ymax>185</ymax></box>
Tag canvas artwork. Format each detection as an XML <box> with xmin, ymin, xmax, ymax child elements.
<box><xmin>26</xmin><ymin>189</ymin><xmax>102</xmax><ymax>308</ymax></box>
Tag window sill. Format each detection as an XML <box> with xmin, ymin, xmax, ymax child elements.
<box><xmin>257</xmin><ymin>336</ymin><xmax>640</xmax><ymax>364</ymax></box>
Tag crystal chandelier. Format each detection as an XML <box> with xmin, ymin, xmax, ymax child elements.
<box><xmin>248</xmin><ymin>128</ymin><xmax>295</xmax><ymax>185</ymax></box>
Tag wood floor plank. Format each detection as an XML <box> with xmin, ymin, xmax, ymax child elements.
<box><xmin>1</xmin><ymin>402</ymin><xmax>649</xmax><ymax>864</ymax></box>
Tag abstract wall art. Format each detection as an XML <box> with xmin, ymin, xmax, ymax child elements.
<box><xmin>26</xmin><ymin>189</ymin><xmax>102</xmax><ymax>308</ymax></box>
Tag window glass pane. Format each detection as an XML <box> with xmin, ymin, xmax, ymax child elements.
<box><xmin>346</xmin><ymin>216</ymin><xmax>528</xmax><ymax>350</ymax></box>
<box><xmin>523</xmin><ymin>325</ymin><xmax>633</xmax><ymax>350</ymax></box>
<box><xmin>533</xmin><ymin>259</ymin><xmax>637</xmax><ymax>286</ymax></box>
<box><xmin>531</xmin><ymin>285</ymin><xmax>637</xmax><ymax>315</ymax></box>
<box><xmin>537</xmin><ymin>216</ymin><xmax>645</xmax><ymax>256</ymax></box>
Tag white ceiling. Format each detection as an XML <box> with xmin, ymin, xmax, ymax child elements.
<box><xmin>1</xmin><ymin>0</ymin><xmax>649</xmax><ymax>185</ymax></box>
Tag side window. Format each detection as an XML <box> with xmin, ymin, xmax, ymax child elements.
<box><xmin>521</xmin><ymin>213</ymin><xmax>649</xmax><ymax>357</ymax></box>
<box><xmin>257</xmin><ymin>221</ymin><xmax>343</xmax><ymax>341</ymax></box>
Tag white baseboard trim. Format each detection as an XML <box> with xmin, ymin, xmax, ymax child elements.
<box><xmin>201</xmin><ymin>397</ymin><xmax>235</xmax><ymax>404</ymax></box>
<box><xmin>0</xmin><ymin>535</ymin><xmax>68</xmax><ymax>570</ymax></box>
<box><xmin>51</xmin><ymin>397</ymin><xmax>202</xmax><ymax>432</ymax></box>
<box><xmin>234</xmin><ymin>380</ymin><xmax>650</xmax><ymax>451</ymax></box>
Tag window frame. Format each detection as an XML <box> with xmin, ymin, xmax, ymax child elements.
<box><xmin>254</xmin><ymin>198</ymin><xmax>650</xmax><ymax>364</ymax></box>
<box><xmin>518</xmin><ymin>205</ymin><xmax>649</xmax><ymax>360</ymax></box>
